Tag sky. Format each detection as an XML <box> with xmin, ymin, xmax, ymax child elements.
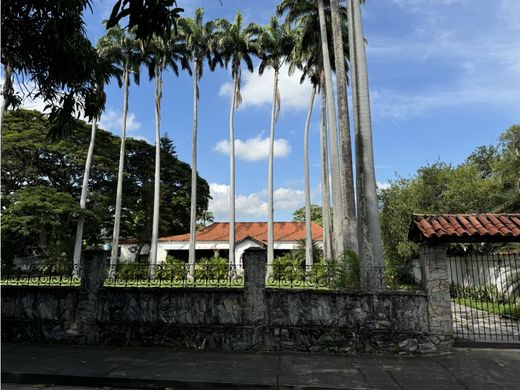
<box><xmin>19</xmin><ymin>0</ymin><xmax>520</xmax><ymax>222</ymax></box>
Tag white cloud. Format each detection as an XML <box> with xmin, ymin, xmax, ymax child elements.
<box><xmin>377</xmin><ymin>182</ymin><xmax>391</xmax><ymax>190</ymax></box>
<box><xmin>219</xmin><ymin>64</ymin><xmax>312</xmax><ymax>112</ymax></box>
<box><xmin>209</xmin><ymin>183</ymin><xmax>306</xmax><ymax>221</ymax></box>
<box><xmin>214</xmin><ymin>135</ymin><xmax>291</xmax><ymax>161</ymax></box>
<box><xmin>99</xmin><ymin>108</ymin><xmax>142</xmax><ymax>133</ymax></box>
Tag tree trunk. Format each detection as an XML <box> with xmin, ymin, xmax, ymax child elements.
<box><xmin>320</xmin><ymin>85</ymin><xmax>333</xmax><ymax>261</ymax></box>
<box><xmin>72</xmin><ymin>115</ymin><xmax>98</xmax><ymax>276</ymax></box>
<box><xmin>188</xmin><ymin>59</ymin><xmax>199</xmax><ymax>275</ymax></box>
<box><xmin>228</xmin><ymin>74</ymin><xmax>238</xmax><ymax>268</ymax></box>
<box><xmin>330</xmin><ymin>0</ymin><xmax>358</xmax><ymax>254</ymax></box>
<box><xmin>349</xmin><ymin>0</ymin><xmax>385</xmax><ymax>289</ymax></box>
<box><xmin>149</xmin><ymin>64</ymin><xmax>163</xmax><ymax>275</ymax></box>
<box><xmin>1</xmin><ymin>62</ymin><xmax>13</xmax><ymax>128</ymax></box>
<box><xmin>110</xmin><ymin>63</ymin><xmax>130</xmax><ymax>270</ymax></box>
<box><xmin>317</xmin><ymin>0</ymin><xmax>345</xmax><ymax>258</ymax></box>
<box><xmin>267</xmin><ymin>69</ymin><xmax>279</xmax><ymax>267</ymax></box>
<box><xmin>304</xmin><ymin>86</ymin><xmax>317</xmax><ymax>266</ymax></box>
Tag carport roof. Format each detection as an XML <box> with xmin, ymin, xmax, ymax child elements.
<box><xmin>408</xmin><ymin>213</ymin><xmax>520</xmax><ymax>243</ymax></box>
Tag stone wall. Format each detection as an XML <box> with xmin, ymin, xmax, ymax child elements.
<box><xmin>2</xmin><ymin>247</ymin><xmax>452</xmax><ymax>354</ymax></box>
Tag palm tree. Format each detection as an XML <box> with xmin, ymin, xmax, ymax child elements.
<box><xmin>214</xmin><ymin>13</ymin><xmax>259</xmax><ymax>268</ymax></box>
<box><xmin>329</xmin><ymin>0</ymin><xmax>358</xmax><ymax>253</ymax></box>
<box><xmin>144</xmin><ymin>33</ymin><xmax>191</xmax><ymax>270</ymax></box>
<box><xmin>72</xmin><ymin>47</ymin><xmax>121</xmax><ymax>275</ymax></box>
<box><xmin>316</xmin><ymin>0</ymin><xmax>345</xmax><ymax>258</ymax></box>
<box><xmin>255</xmin><ymin>17</ymin><xmax>295</xmax><ymax>267</ymax></box>
<box><xmin>179</xmin><ymin>9</ymin><xmax>216</xmax><ymax>272</ymax></box>
<box><xmin>278</xmin><ymin>0</ymin><xmax>347</xmax><ymax>259</ymax></box>
<box><xmin>288</xmin><ymin>24</ymin><xmax>322</xmax><ymax>266</ymax></box>
<box><xmin>97</xmin><ymin>26</ymin><xmax>142</xmax><ymax>271</ymax></box>
<box><xmin>348</xmin><ymin>0</ymin><xmax>384</xmax><ymax>288</ymax></box>
<box><xmin>279</xmin><ymin>0</ymin><xmax>350</xmax><ymax>262</ymax></box>
<box><xmin>320</xmin><ymin>77</ymin><xmax>334</xmax><ymax>260</ymax></box>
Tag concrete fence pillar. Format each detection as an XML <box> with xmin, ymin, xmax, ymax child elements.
<box><xmin>243</xmin><ymin>248</ymin><xmax>267</xmax><ymax>325</ymax></box>
<box><xmin>71</xmin><ymin>249</ymin><xmax>107</xmax><ymax>343</ymax></box>
<box><xmin>419</xmin><ymin>243</ymin><xmax>453</xmax><ymax>352</ymax></box>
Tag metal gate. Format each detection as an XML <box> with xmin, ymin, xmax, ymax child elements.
<box><xmin>448</xmin><ymin>253</ymin><xmax>520</xmax><ymax>346</ymax></box>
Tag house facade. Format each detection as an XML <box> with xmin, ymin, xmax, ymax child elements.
<box><xmin>120</xmin><ymin>222</ymin><xmax>323</xmax><ymax>267</ymax></box>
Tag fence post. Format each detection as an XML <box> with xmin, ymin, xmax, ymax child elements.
<box><xmin>419</xmin><ymin>243</ymin><xmax>453</xmax><ymax>352</ymax></box>
<box><xmin>72</xmin><ymin>249</ymin><xmax>107</xmax><ymax>343</ymax></box>
<box><xmin>243</xmin><ymin>248</ymin><xmax>267</xmax><ymax>325</ymax></box>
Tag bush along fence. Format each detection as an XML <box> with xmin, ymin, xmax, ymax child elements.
<box><xmin>1</xmin><ymin>247</ymin><xmax>453</xmax><ymax>354</ymax></box>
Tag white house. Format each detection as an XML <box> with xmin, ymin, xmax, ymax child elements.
<box><xmin>120</xmin><ymin>222</ymin><xmax>323</xmax><ymax>267</ymax></box>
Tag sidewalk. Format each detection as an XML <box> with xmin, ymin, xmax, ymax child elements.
<box><xmin>2</xmin><ymin>343</ymin><xmax>519</xmax><ymax>389</ymax></box>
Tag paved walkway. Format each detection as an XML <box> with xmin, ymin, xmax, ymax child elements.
<box><xmin>2</xmin><ymin>343</ymin><xmax>520</xmax><ymax>389</ymax></box>
<box><xmin>452</xmin><ymin>302</ymin><xmax>520</xmax><ymax>343</ymax></box>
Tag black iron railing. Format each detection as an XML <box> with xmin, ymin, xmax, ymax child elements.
<box><xmin>104</xmin><ymin>262</ymin><xmax>243</xmax><ymax>288</ymax></box>
<box><xmin>1</xmin><ymin>264</ymin><xmax>82</xmax><ymax>286</ymax></box>
<box><xmin>266</xmin><ymin>262</ymin><xmax>422</xmax><ymax>291</ymax></box>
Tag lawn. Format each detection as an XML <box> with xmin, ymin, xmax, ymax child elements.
<box><xmin>455</xmin><ymin>297</ymin><xmax>520</xmax><ymax>320</ymax></box>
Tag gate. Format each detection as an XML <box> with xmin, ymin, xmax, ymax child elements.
<box><xmin>448</xmin><ymin>253</ymin><xmax>520</xmax><ymax>346</ymax></box>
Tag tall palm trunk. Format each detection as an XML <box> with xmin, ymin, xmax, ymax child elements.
<box><xmin>330</xmin><ymin>0</ymin><xmax>358</xmax><ymax>253</ymax></box>
<box><xmin>304</xmin><ymin>86</ymin><xmax>317</xmax><ymax>266</ymax></box>
<box><xmin>267</xmin><ymin>69</ymin><xmax>279</xmax><ymax>267</ymax></box>
<box><xmin>1</xmin><ymin>62</ymin><xmax>13</xmax><ymax>127</ymax></box>
<box><xmin>72</xmin><ymin>115</ymin><xmax>98</xmax><ymax>275</ymax></box>
<box><xmin>228</xmin><ymin>74</ymin><xmax>238</xmax><ymax>267</ymax></box>
<box><xmin>320</xmin><ymin>86</ymin><xmax>333</xmax><ymax>261</ymax></box>
<box><xmin>188</xmin><ymin>59</ymin><xmax>199</xmax><ymax>275</ymax></box>
<box><xmin>348</xmin><ymin>0</ymin><xmax>384</xmax><ymax>289</ymax></box>
<box><xmin>317</xmin><ymin>0</ymin><xmax>345</xmax><ymax>258</ymax></box>
<box><xmin>110</xmin><ymin>63</ymin><xmax>130</xmax><ymax>269</ymax></box>
<box><xmin>149</xmin><ymin>64</ymin><xmax>163</xmax><ymax>273</ymax></box>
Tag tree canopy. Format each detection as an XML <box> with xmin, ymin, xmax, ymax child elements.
<box><xmin>1</xmin><ymin>109</ymin><xmax>211</xmax><ymax>265</ymax></box>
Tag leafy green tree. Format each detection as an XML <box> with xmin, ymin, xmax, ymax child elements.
<box><xmin>292</xmin><ymin>205</ymin><xmax>324</xmax><ymax>227</ymax></box>
<box><xmin>1</xmin><ymin>1</ymin><xmax>105</xmax><ymax>132</ymax></box>
<box><xmin>1</xmin><ymin>109</ymin><xmax>210</xmax><ymax>266</ymax></box>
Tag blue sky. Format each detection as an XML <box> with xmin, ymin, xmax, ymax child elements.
<box><xmin>23</xmin><ymin>0</ymin><xmax>520</xmax><ymax>222</ymax></box>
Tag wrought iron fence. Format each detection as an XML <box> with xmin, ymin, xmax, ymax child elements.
<box><xmin>104</xmin><ymin>262</ymin><xmax>244</xmax><ymax>288</ymax></box>
<box><xmin>0</xmin><ymin>264</ymin><xmax>82</xmax><ymax>286</ymax></box>
<box><xmin>448</xmin><ymin>252</ymin><xmax>520</xmax><ymax>344</ymax></box>
<box><xmin>266</xmin><ymin>261</ymin><xmax>422</xmax><ymax>291</ymax></box>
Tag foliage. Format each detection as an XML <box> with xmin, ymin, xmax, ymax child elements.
<box><xmin>118</xmin><ymin>262</ymin><xmax>149</xmax><ymax>280</ymax></box>
<box><xmin>195</xmin><ymin>255</ymin><xmax>229</xmax><ymax>280</ymax></box>
<box><xmin>1</xmin><ymin>109</ymin><xmax>210</xmax><ymax>265</ymax></box>
<box><xmin>272</xmin><ymin>252</ymin><xmax>304</xmax><ymax>280</ymax></box>
<box><xmin>1</xmin><ymin>0</ymin><xmax>114</xmax><ymax>129</ymax></box>
<box><xmin>292</xmin><ymin>205</ymin><xmax>324</xmax><ymax>226</ymax></box>
<box><xmin>157</xmin><ymin>256</ymin><xmax>188</xmax><ymax>279</ymax></box>
<box><xmin>293</xmin><ymin>239</ymin><xmax>323</xmax><ymax>262</ymax></box>
<box><xmin>379</xmin><ymin>125</ymin><xmax>519</xmax><ymax>267</ymax></box>
<box><xmin>107</xmin><ymin>0</ymin><xmax>183</xmax><ymax>41</ymax></box>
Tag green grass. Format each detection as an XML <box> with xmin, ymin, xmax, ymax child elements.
<box><xmin>455</xmin><ymin>297</ymin><xmax>520</xmax><ymax>319</ymax></box>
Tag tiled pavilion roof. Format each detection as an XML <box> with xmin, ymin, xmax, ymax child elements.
<box><xmin>159</xmin><ymin>222</ymin><xmax>323</xmax><ymax>244</ymax></box>
<box><xmin>408</xmin><ymin>214</ymin><xmax>520</xmax><ymax>243</ymax></box>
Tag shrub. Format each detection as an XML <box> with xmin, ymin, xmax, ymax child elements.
<box><xmin>117</xmin><ymin>262</ymin><xmax>148</xmax><ymax>280</ymax></box>
<box><xmin>272</xmin><ymin>252</ymin><xmax>304</xmax><ymax>281</ymax></box>
<box><xmin>195</xmin><ymin>255</ymin><xmax>229</xmax><ymax>280</ymax></box>
<box><xmin>157</xmin><ymin>256</ymin><xmax>188</xmax><ymax>280</ymax></box>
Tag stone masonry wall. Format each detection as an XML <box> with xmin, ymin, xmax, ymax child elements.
<box><xmin>2</xmin><ymin>248</ymin><xmax>452</xmax><ymax>354</ymax></box>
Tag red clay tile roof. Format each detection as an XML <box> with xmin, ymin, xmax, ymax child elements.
<box><xmin>159</xmin><ymin>222</ymin><xmax>323</xmax><ymax>243</ymax></box>
<box><xmin>409</xmin><ymin>214</ymin><xmax>520</xmax><ymax>243</ymax></box>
